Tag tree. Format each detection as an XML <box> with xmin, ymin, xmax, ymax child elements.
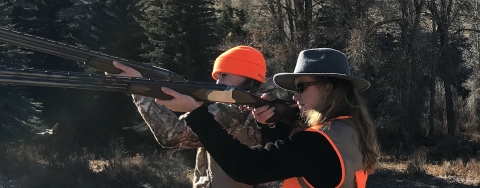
<box><xmin>71</xmin><ymin>0</ymin><xmax>151</xmax><ymax>150</ymax></box>
<box><xmin>141</xmin><ymin>0</ymin><xmax>222</xmax><ymax>82</ymax></box>
<box><xmin>85</xmin><ymin>0</ymin><xmax>149</xmax><ymax>61</ymax></box>
<box><xmin>428</xmin><ymin>0</ymin><xmax>472</xmax><ymax>136</ymax></box>
<box><xmin>216</xmin><ymin>4</ymin><xmax>249</xmax><ymax>41</ymax></box>
<box><xmin>397</xmin><ymin>0</ymin><xmax>429</xmax><ymax>141</ymax></box>
<box><xmin>0</xmin><ymin>0</ymin><xmax>42</xmax><ymax>141</ymax></box>
<box><xmin>462</xmin><ymin>0</ymin><xmax>480</xmax><ymax>131</ymax></box>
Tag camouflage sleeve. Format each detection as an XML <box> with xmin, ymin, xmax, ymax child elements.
<box><xmin>131</xmin><ymin>94</ymin><xmax>201</xmax><ymax>149</ymax></box>
<box><xmin>131</xmin><ymin>94</ymin><xmax>258</xmax><ymax>149</ymax></box>
<box><xmin>209</xmin><ymin>102</ymin><xmax>263</xmax><ymax>147</ymax></box>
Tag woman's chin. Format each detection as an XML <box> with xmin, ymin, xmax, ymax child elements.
<box><xmin>298</xmin><ymin>109</ymin><xmax>306</xmax><ymax>118</ymax></box>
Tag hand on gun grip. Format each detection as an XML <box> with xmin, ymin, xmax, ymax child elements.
<box><xmin>251</xmin><ymin>93</ymin><xmax>276</xmax><ymax>126</ymax></box>
<box><xmin>105</xmin><ymin>61</ymin><xmax>143</xmax><ymax>78</ymax></box>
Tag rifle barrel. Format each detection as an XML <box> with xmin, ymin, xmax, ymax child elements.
<box><xmin>0</xmin><ymin>27</ymin><xmax>184</xmax><ymax>81</ymax></box>
<box><xmin>0</xmin><ymin>68</ymin><xmax>130</xmax><ymax>91</ymax></box>
<box><xmin>0</xmin><ymin>68</ymin><xmax>299</xmax><ymax>124</ymax></box>
<box><xmin>0</xmin><ymin>68</ymin><xmax>232</xmax><ymax>100</ymax></box>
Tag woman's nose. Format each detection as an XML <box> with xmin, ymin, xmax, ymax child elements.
<box><xmin>292</xmin><ymin>93</ymin><xmax>301</xmax><ymax>101</ymax></box>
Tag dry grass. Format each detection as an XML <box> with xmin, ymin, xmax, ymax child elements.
<box><xmin>373</xmin><ymin>156</ymin><xmax>480</xmax><ymax>187</ymax></box>
<box><xmin>434</xmin><ymin>158</ymin><xmax>480</xmax><ymax>184</ymax></box>
<box><xmin>369</xmin><ymin>131</ymin><xmax>480</xmax><ymax>187</ymax></box>
<box><xmin>89</xmin><ymin>159</ymin><xmax>110</xmax><ymax>172</ymax></box>
<box><xmin>2</xmin><ymin>129</ymin><xmax>480</xmax><ymax>188</ymax></box>
<box><xmin>0</xmin><ymin>140</ymin><xmax>193</xmax><ymax>188</ymax></box>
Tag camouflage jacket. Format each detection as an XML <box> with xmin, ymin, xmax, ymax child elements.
<box><xmin>131</xmin><ymin>94</ymin><xmax>282</xmax><ymax>188</ymax></box>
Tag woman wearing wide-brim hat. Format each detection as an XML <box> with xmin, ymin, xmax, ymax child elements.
<box><xmin>155</xmin><ymin>48</ymin><xmax>381</xmax><ymax>188</ymax></box>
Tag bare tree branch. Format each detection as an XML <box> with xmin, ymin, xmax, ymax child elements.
<box><xmin>372</xmin><ymin>18</ymin><xmax>404</xmax><ymax>28</ymax></box>
<box><xmin>454</xmin><ymin>28</ymin><xmax>480</xmax><ymax>35</ymax></box>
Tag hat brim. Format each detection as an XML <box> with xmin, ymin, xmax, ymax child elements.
<box><xmin>273</xmin><ymin>73</ymin><xmax>371</xmax><ymax>92</ymax></box>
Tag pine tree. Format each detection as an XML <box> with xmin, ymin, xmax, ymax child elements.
<box><xmin>86</xmin><ymin>0</ymin><xmax>149</xmax><ymax>61</ymax></box>
<box><xmin>8</xmin><ymin>0</ymin><xmax>92</xmax><ymax>150</ymax></box>
<box><xmin>69</xmin><ymin>0</ymin><xmax>152</xmax><ymax>150</ymax></box>
<box><xmin>216</xmin><ymin>4</ymin><xmax>248</xmax><ymax>40</ymax></box>
<box><xmin>141</xmin><ymin>0</ymin><xmax>221</xmax><ymax>82</ymax></box>
<box><xmin>11</xmin><ymin>0</ymin><xmax>83</xmax><ymax>71</ymax></box>
<box><xmin>0</xmin><ymin>0</ymin><xmax>42</xmax><ymax>141</ymax></box>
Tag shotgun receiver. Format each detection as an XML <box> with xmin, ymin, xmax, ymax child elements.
<box><xmin>0</xmin><ymin>68</ymin><xmax>299</xmax><ymax>124</ymax></box>
<box><xmin>0</xmin><ymin>27</ymin><xmax>184</xmax><ymax>81</ymax></box>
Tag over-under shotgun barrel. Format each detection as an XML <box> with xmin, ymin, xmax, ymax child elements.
<box><xmin>0</xmin><ymin>27</ymin><xmax>184</xmax><ymax>81</ymax></box>
<box><xmin>0</xmin><ymin>68</ymin><xmax>299</xmax><ymax>124</ymax></box>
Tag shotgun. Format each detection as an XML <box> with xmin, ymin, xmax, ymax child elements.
<box><xmin>0</xmin><ymin>68</ymin><xmax>299</xmax><ymax>124</ymax></box>
<box><xmin>0</xmin><ymin>27</ymin><xmax>184</xmax><ymax>81</ymax></box>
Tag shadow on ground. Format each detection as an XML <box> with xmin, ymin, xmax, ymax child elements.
<box><xmin>367</xmin><ymin>168</ymin><xmax>479</xmax><ymax>188</ymax></box>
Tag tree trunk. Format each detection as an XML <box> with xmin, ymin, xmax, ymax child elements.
<box><xmin>303</xmin><ymin>0</ymin><xmax>312</xmax><ymax>48</ymax></box>
<box><xmin>293</xmin><ymin>0</ymin><xmax>304</xmax><ymax>44</ymax></box>
<box><xmin>266</xmin><ymin>0</ymin><xmax>287</xmax><ymax>42</ymax></box>
<box><xmin>429</xmin><ymin>0</ymin><xmax>456</xmax><ymax>135</ymax></box>
<box><xmin>398</xmin><ymin>0</ymin><xmax>425</xmax><ymax>144</ymax></box>
<box><xmin>428</xmin><ymin>16</ymin><xmax>437</xmax><ymax>137</ymax></box>
<box><xmin>284</xmin><ymin>0</ymin><xmax>295</xmax><ymax>41</ymax></box>
<box><xmin>444</xmin><ymin>77</ymin><xmax>456</xmax><ymax>135</ymax></box>
<box><xmin>428</xmin><ymin>66</ymin><xmax>436</xmax><ymax>137</ymax></box>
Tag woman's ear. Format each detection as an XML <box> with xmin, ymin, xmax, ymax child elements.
<box><xmin>323</xmin><ymin>82</ymin><xmax>333</xmax><ymax>93</ymax></box>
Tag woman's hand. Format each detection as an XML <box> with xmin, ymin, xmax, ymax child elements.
<box><xmin>251</xmin><ymin>93</ymin><xmax>276</xmax><ymax>125</ymax></box>
<box><xmin>154</xmin><ymin>87</ymin><xmax>203</xmax><ymax>112</ymax></box>
<box><xmin>105</xmin><ymin>61</ymin><xmax>143</xmax><ymax>77</ymax></box>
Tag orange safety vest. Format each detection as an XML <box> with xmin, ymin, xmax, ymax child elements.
<box><xmin>282</xmin><ymin>116</ymin><xmax>368</xmax><ymax>188</ymax></box>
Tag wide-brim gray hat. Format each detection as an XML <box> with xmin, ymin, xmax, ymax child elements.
<box><xmin>273</xmin><ymin>48</ymin><xmax>370</xmax><ymax>92</ymax></box>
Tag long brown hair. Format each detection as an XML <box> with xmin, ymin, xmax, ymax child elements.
<box><xmin>305</xmin><ymin>76</ymin><xmax>380</xmax><ymax>174</ymax></box>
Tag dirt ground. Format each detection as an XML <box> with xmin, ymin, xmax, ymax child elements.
<box><xmin>2</xmin><ymin>160</ymin><xmax>479</xmax><ymax>188</ymax></box>
<box><xmin>367</xmin><ymin>162</ymin><xmax>480</xmax><ymax>188</ymax></box>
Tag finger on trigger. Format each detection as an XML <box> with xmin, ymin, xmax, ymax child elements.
<box><xmin>267</xmin><ymin>107</ymin><xmax>276</xmax><ymax>114</ymax></box>
<box><xmin>260</xmin><ymin>93</ymin><xmax>270</xmax><ymax>100</ymax></box>
<box><xmin>264</xmin><ymin>109</ymin><xmax>275</xmax><ymax>120</ymax></box>
<box><xmin>259</xmin><ymin>107</ymin><xmax>274</xmax><ymax>117</ymax></box>
<box><xmin>255</xmin><ymin>105</ymin><xmax>269</xmax><ymax>112</ymax></box>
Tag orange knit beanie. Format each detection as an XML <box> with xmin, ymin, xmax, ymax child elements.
<box><xmin>212</xmin><ymin>46</ymin><xmax>266</xmax><ymax>83</ymax></box>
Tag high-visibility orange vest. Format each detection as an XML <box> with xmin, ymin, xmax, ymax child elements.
<box><xmin>282</xmin><ymin>116</ymin><xmax>368</xmax><ymax>188</ymax></box>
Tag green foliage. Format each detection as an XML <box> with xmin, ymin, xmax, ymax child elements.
<box><xmin>8</xmin><ymin>0</ymin><xmax>86</xmax><ymax>136</ymax></box>
<box><xmin>5</xmin><ymin>0</ymin><xmax>144</xmax><ymax>154</ymax></box>
<box><xmin>11</xmin><ymin>0</ymin><xmax>83</xmax><ymax>71</ymax></box>
<box><xmin>85</xmin><ymin>0</ymin><xmax>149</xmax><ymax>61</ymax></box>
<box><xmin>216</xmin><ymin>5</ymin><xmax>248</xmax><ymax>40</ymax></box>
<box><xmin>0</xmin><ymin>0</ymin><xmax>42</xmax><ymax>141</ymax></box>
<box><xmin>0</xmin><ymin>0</ymin><xmax>13</xmax><ymax>27</ymax></box>
<box><xmin>0</xmin><ymin>86</ymin><xmax>42</xmax><ymax>141</ymax></box>
<box><xmin>141</xmin><ymin>0</ymin><xmax>221</xmax><ymax>82</ymax></box>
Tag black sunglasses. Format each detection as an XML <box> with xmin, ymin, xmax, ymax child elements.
<box><xmin>295</xmin><ymin>81</ymin><xmax>325</xmax><ymax>93</ymax></box>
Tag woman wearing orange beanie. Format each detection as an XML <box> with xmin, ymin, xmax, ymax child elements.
<box><xmin>107</xmin><ymin>46</ymin><xmax>283</xmax><ymax>188</ymax></box>
<box><xmin>211</xmin><ymin>45</ymin><xmax>266</xmax><ymax>83</ymax></box>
